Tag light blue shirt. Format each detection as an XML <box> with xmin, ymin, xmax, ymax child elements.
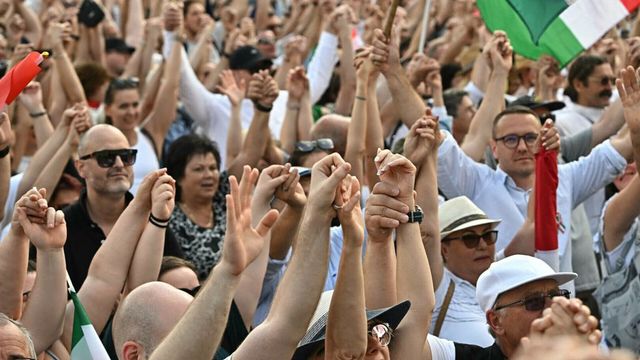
<box><xmin>437</xmin><ymin>130</ymin><xmax>627</xmax><ymax>275</ymax></box>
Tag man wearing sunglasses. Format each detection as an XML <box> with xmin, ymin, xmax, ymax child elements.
<box><xmin>64</xmin><ymin>125</ymin><xmax>183</xmax><ymax>289</ymax></box>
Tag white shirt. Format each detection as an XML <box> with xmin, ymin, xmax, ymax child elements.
<box><xmin>162</xmin><ymin>31</ymin><xmax>339</xmax><ymax>170</ymax></box>
<box><xmin>437</xmin><ymin>131</ymin><xmax>626</xmax><ymax>284</ymax></box>
<box><xmin>431</xmin><ymin>269</ymin><xmax>493</xmax><ymax>347</ymax></box>
<box><xmin>131</xmin><ymin>128</ymin><xmax>160</xmax><ymax>195</ymax></box>
<box><xmin>427</xmin><ymin>334</ymin><xmax>457</xmax><ymax>359</ymax></box>
<box><xmin>598</xmin><ymin>196</ymin><xmax>639</xmax><ymax>271</ymax></box>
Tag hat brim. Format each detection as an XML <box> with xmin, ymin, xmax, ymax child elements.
<box><xmin>441</xmin><ymin>218</ymin><xmax>501</xmax><ymax>239</ymax></box>
<box><xmin>292</xmin><ymin>300</ymin><xmax>411</xmax><ymax>360</ymax></box>
<box><xmin>489</xmin><ymin>271</ymin><xmax>578</xmax><ymax>312</ymax></box>
<box><xmin>530</xmin><ymin>101</ymin><xmax>565</xmax><ymax>112</ymax></box>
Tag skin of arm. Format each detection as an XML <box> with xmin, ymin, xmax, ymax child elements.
<box><xmin>273</xmin><ymin>36</ymin><xmax>305</xmax><ymax>90</ymax></box>
<box><xmin>0</xmin><ymin>114</ymin><xmax>10</xmax><ymax>221</ymax></box>
<box><xmin>325</xmin><ymin>176</ymin><xmax>367</xmax><ymax>359</ymax></box>
<box><xmin>217</xmin><ymin>70</ymin><xmax>245</xmax><ymax>166</ymax></box>
<box><xmin>461</xmin><ymin>33</ymin><xmax>512</xmax><ymax>162</ymax></box>
<box><xmin>125</xmin><ymin>174</ymin><xmax>176</xmax><ymax>293</ymax></box>
<box><xmin>139</xmin><ymin>62</ymin><xmax>164</xmax><ymax>123</ymax></box>
<box><xmin>590</xmin><ymin>99</ymin><xmax>625</xmax><ymax>148</ymax></box>
<box><xmin>188</xmin><ymin>22</ymin><xmax>215</xmax><ymax>71</ymax></box>
<box><xmin>364</xmin><ymin>64</ymin><xmax>385</xmax><ymax>189</ymax></box>
<box><xmin>17</xmin><ymin>83</ymin><xmax>54</xmax><ymax>148</ymax></box>
<box><xmin>124</xmin><ymin>0</ymin><xmax>144</xmax><ymax>47</ymax></box>
<box><xmin>231</xmin><ymin>154</ymin><xmax>351</xmax><ymax>360</ymax></box>
<box><xmin>345</xmin><ymin>49</ymin><xmax>371</xmax><ymax>184</ymax></box>
<box><xmin>270</xmin><ymin>168</ymin><xmax>307</xmax><ymax>259</ymax></box>
<box><xmin>0</xmin><ymin>212</ymin><xmax>31</xmax><ymax>319</ymax></box>
<box><xmin>18</xmin><ymin>190</ymin><xmax>67</xmax><ymax>354</ymax></box>
<box><xmin>149</xmin><ymin>170</ymin><xmax>280</xmax><ymax>360</ymax></box>
<box><xmin>254</xmin><ymin>0</ymin><xmax>270</xmax><ymax>31</ymax></box>
<box><xmin>13</xmin><ymin>0</ymin><xmax>42</xmax><ymax>45</ymax></box>
<box><xmin>334</xmin><ymin>13</ymin><xmax>356</xmax><ymax>116</ymax></box>
<box><xmin>60</xmin><ymin>170</ymin><xmax>165</xmax><ymax>350</ymax></box>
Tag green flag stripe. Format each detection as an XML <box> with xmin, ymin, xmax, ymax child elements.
<box><xmin>506</xmin><ymin>0</ymin><xmax>568</xmax><ymax>43</ymax></box>
<box><xmin>70</xmin><ymin>290</ymin><xmax>92</xmax><ymax>348</ymax></box>
<box><xmin>537</xmin><ymin>19</ymin><xmax>584</xmax><ymax>66</ymax></box>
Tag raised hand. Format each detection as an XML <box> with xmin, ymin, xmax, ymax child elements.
<box><xmin>334</xmin><ymin>175</ymin><xmax>363</xmax><ymax>246</ymax></box>
<box><xmin>374</xmin><ymin>150</ymin><xmax>416</xmax><ymax>206</ymax></box>
<box><xmin>403</xmin><ymin>109</ymin><xmax>440</xmax><ymax>167</ymax></box>
<box><xmin>42</xmin><ymin>21</ymin><xmax>70</xmax><ymax>49</ymax></box>
<box><xmin>365</xmin><ymin>181</ymin><xmax>409</xmax><ymax>241</ymax></box>
<box><xmin>486</xmin><ymin>31</ymin><xmax>513</xmax><ymax>75</ymax></box>
<box><xmin>14</xmin><ymin>188</ymin><xmax>67</xmax><ymax>251</ymax></box>
<box><xmin>221</xmin><ymin>171</ymin><xmax>280</xmax><ymax>276</ymax></box>
<box><xmin>370</xmin><ymin>28</ymin><xmax>401</xmax><ymax>74</ymax></box>
<box><xmin>616</xmin><ymin>65</ymin><xmax>640</xmax><ymax>135</ymax></box>
<box><xmin>538</xmin><ymin>119</ymin><xmax>560</xmax><ymax>152</ymax></box>
<box><xmin>163</xmin><ymin>1</ymin><xmax>183</xmax><ymax>32</ymax></box>
<box><xmin>254</xmin><ymin>164</ymin><xmax>289</xmax><ymax>211</ymax></box>
<box><xmin>529</xmin><ymin>297</ymin><xmax>601</xmax><ymax>345</ymax></box>
<box><xmin>308</xmin><ymin>153</ymin><xmax>352</xmax><ymax>217</ymax></box>
<box><xmin>18</xmin><ymin>81</ymin><xmax>44</xmax><ymax>113</ymax></box>
<box><xmin>354</xmin><ymin>47</ymin><xmax>377</xmax><ymax>82</ymax></box>
<box><xmin>0</xmin><ymin>113</ymin><xmax>15</xmax><ymax>151</ymax></box>
<box><xmin>248</xmin><ymin>70</ymin><xmax>278</xmax><ymax>108</ymax></box>
<box><xmin>133</xmin><ymin>169</ymin><xmax>167</xmax><ymax>212</ymax></box>
<box><xmin>274</xmin><ymin>166</ymin><xmax>307</xmax><ymax>209</ymax></box>
<box><xmin>284</xmin><ymin>35</ymin><xmax>307</xmax><ymax>65</ymax></box>
<box><xmin>217</xmin><ymin>70</ymin><xmax>246</xmax><ymax>107</ymax></box>
<box><xmin>151</xmin><ymin>174</ymin><xmax>176</xmax><ymax>221</ymax></box>
<box><xmin>286</xmin><ymin>66</ymin><xmax>309</xmax><ymax>101</ymax></box>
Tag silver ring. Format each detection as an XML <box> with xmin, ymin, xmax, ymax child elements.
<box><xmin>332</xmin><ymin>204</ymin><xmax>343</xmax><ymax>210</ymax></box>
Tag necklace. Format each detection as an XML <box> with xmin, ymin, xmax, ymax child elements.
<box><xmin>180</xmin><ymin>202</ymin><xmax>214</xmax><ymax>228</ymax></box>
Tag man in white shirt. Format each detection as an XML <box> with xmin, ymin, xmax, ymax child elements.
<box><xmin>437</xmin><ymin>106</ymin><xmax>630</xmax><ymax>286</ymax></box>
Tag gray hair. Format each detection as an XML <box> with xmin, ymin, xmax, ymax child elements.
<box><xmin>0</xmin><ymin>312</ymin><xmax>37</xmax><ymax>358</ymax></box>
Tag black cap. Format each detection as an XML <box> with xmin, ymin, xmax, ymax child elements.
<box><xmin>105</xmin><ymin>38</ymin><xmax>135</xmax><ymax>54</ymax></box>
<box><xmin>509</xmin><ymin>95</ymin><xmax>565</xmax><ymax>112</ymax></box>
<box><xmin>228</xmin><ymin>46</ymin><xmax>272</xmax><ymax>73</ymax></box>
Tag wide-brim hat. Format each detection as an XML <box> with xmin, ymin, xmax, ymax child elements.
<box><xmin>292</xmin><ymin>290</ymin><xmax>411</xmax><ymax>360</ymax></box>
<box><xmin>439</xmin><ymin>196</ymin><xmax>501</xmax><ymax>239</ymax></box>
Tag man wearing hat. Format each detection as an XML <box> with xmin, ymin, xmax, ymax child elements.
<box><xmin>427</xmin><ymin>255</ymin><xmax>599</xmax><ymax>359</ymax></box>
<box><xmin>105</xmin><ymin>38</ymin><xmax>135</xmax><ymax>77</ymax></box>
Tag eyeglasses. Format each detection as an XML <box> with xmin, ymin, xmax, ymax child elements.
<box><xmin>494</xmin><ymin>289</ymin><xmax>571</xmax><ymax>312</ymax></box>
<box><xmin>443</xmin><ymin>230</ymin><xmax>498</xmax><ymax>249</ymax></box>
<box><xmin>589</xmin><ymin>75</ymin><xmax>616</xmax><ymax>86</ymax></box>
<box><xmin>9</xmin><ymin>356</ymin><xmax>36</xmax><ymax>360</ymax></box>
<box><xmin>494</xmin><ymin>133</ymin><xmax>538</xmax><ymax>149</ymax></box>
<box><xmin>294</xmin><ymin>138</ymin><xmax>334</xmax><ymax>153</ymax></box>
<box><xmin>368</xmin><ymin>322</ymin><xmax>393</xmax><ymax>346</ymax></box>
<box><xmin>179</xmin><ymin>285</ymin><xmax>201</xmax><ymax>296</ymax></box>
<box><xmin>79</xmin><ymin>149</ymin><xmax>138</xmax><ymax>168</ymax></box>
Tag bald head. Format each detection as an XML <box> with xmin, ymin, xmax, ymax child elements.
<box><xmin>78</xmin><ymin>124</ymin><xmax>130</xmax><ymax>156</ymax></box>
<box><xmin>310</xmin><ymin>114</ymin><xmax>350</xmax><ymax>157</ymax></box>
<box><xmin>113</xmin><ymin>282</ymin><xmax>192</xmax><ymax>360</ymax></box>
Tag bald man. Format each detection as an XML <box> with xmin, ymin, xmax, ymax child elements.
<box><xmin>64</xmin><ymin>125</ymin><xmax>183</xmax><ymax>289</ymax></box>
<box><xmin>0</xmin><ymin>313</ymin><xmax>37</xmax><ymax>359</ymax></box>
<box><xmin>310</xmin><ymin>114</ymin><xmax>350</xmax><ymax>157</ymax></box>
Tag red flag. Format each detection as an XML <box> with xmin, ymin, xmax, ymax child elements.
<box><xmin>534</xmin><ymin>147</ymin><xmax>558</xmax><ymax>252</ymax></box>
<box><xmin>0</xmin><ymin>51</ymin><xmax>44</xmax><ymax>106</ymax></box>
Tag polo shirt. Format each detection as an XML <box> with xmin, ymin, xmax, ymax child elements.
<box><xmin>63</xmin><ymin>190</ymin><xmax>184</xmax><ymax>289</ymax></box>
<box><xmin>428</xmin><ymin>335</ymin><xmax>507</xmax><ymax>360</ymax></box>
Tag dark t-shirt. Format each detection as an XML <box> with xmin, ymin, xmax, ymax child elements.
<box><xmin>454</xmin><ymin>342</ymin><xmax>507</xmax><ymax>360</ymax></box>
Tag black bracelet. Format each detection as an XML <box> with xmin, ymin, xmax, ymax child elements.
<box><xmin>0</xmin><ymin>146</ymin><xmax>9</xmax><ymax>159</ymax></box>
<box><xmin>149</xmin><ymin>213</ymin><xmax>170</xmax><ymax>228</ymax></box>
<box><xmin>29</xmin><ymin>111</ymin><xmax>47</xmax><ymax>118</ymax></box>
<box><xmin>254</xmin><ymin>102</ymin><xmax>273</xmax><ymax>113</ymax></box>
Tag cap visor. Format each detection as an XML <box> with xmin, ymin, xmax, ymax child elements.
<box><xmin>530</xmin><ymin>101</ymin><xmax>565</xmax><ymax>112</ymax></box>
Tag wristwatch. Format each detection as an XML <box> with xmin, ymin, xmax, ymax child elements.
<box><xmin>407</xmin><ymin>205</ymin><xmax>423</xmax><ymax>224</ymax></box>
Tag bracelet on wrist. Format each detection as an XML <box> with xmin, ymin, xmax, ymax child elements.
<box><xmin>29</xmin><ymin>111</ymin><xmax>47</xmax><ymax>118</ymax></box>
<box><xmin>149</xmin><ymin>213</ymin><xmax>170</xmax><ymax>228</ymax></box>
<box><xmin>355</xmin><ymin>95</ymin><xmax>366</xmax><ymax>101</ymax></box>
<box><xmin>254</xmin><ymin>102</ymin><xmax>273</xmax><ymax>112</ymax></box>
<box><xmin>0</xmin><ymin>146</ymin><xmax>9</xmax><ymax>159</ymax></box>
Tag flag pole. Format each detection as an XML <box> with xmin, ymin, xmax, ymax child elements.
<box><xmin>418</xmin><ymin>0</ymin><xmax>433</xmax><ymax>54</ymax></box>
<box><xmin>383</xmin><ymin>0</ymin><xmax>400</xmax><ymax>38</ymax></box>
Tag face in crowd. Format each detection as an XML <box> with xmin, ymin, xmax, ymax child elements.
<box><xmin>491</xmin><ymin>112</ymin><xmax>541</xmax><ymax>180</ymax></box>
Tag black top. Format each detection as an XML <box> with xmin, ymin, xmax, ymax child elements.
<box><xmin>63</xmin><ymin>189</ymin><xmax>184</xmax><ymax>289</ymax></box>
<box><xmin>455</xmin><ymin>342</ymin><xmax>507</xmax><ymax>360</ymax></box>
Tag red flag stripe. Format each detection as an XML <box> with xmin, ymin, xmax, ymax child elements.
<box><xmin>621</xmin><ymin>0</ymin><xmax>640</xmax><ymax>12</ymax></box>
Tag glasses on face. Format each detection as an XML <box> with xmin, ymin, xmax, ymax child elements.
<box><xmin>443</xmin><ymin>230</ymin><xmax>498</xmax><ymax>249</ymax></box>
<box><xmin>9</xmin><ymin>356</ymin><xmax>36</xmax><ymax>360</ymax></box>
<box><xmin>494</xmin><ymin>289</ymin><xmax>571</xmax><ymax>312</ymax></box>
<box><xmin>589</xmin><ymin>75</ymin><xmax>616</xmax><ymax>86</ymax></box>
<box><xmin>494</xmin><ymin>133</ymin><xmax>538</xmax><ymax>149</ymax></box>
<box><xmin>294</xmin><ymin>138</ymin><xmax>334</xmax><ymax>153</ymax></box>
<box><xmin>179</xmin><ymin>285</ymin><xmax>201</xmax><ymax>296</ymax></box>
<box><xmin>368</xmin><ymin>322</ymin><xmax>393</xmax><ymax>347</ymax></box>
<box><xmin>80</xmin><ymin>149</ymin><xmax>138</xmax><ymax>168</ymax></box>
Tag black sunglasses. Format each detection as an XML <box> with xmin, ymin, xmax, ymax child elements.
<box><xmin>295</xmin><ymin>138</ymin><xmax>334</xmax><ymax>153</ymax></box>
<box><xmin>494</xmin><ymin>133</ymin><xmax>538</xmax><ymax>149</ymax></box>
<box><xmin>80</xmin><ymin>149</ymin><xmax>138</xmax><ymax>168</ymax></box>
<box><xmin>179</xmin><ymin>285</ymin><xmax>201</xmax><ymax>296</ymax></box>
<box><xmin>494</xmin><ymin>289</ymin><xmax>571</xmax><ymax>312</ymax></box>
<box><xmin>444</xmin><ymin>230</ymin><xmax>498</xmax><ymax>249</ymax></box>
<box><xmin>589</xmin><ymin>75</ymin><xmax>616</xmax><ymax>86</ymax></box>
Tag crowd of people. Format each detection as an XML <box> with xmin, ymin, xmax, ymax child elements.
<box><xmin>0</xmin><ymin>0</ymin><xmax>640</xmax><ymax>358</ymax></box>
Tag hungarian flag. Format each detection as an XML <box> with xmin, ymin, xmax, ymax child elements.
<box><xmin>534</xmin><ymin>147</ymin><xmax>559</xmax><ymax>271</ymax></box>
<box><xmin>478</xmin><ymin>0</ymin><xmax>640</xmax><ymax>67</ymax></box>
<box><xmin>0</xmin><ymin>51</ymin><xmax>45</xmax><ymax>107</ymax></box>
<box><xmin>68</xmin><ymin>280</ymin><xmax>110</xmax><ymax>360</ymax></box>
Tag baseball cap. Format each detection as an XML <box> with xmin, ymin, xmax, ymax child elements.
<box><xmin>105</xmin><ymin>38</ymin><xmax>135</xmax><ymax>54</ymax></box>
<box><xmin>476</xmin><ymin>255</ymin><xmax>577</xmax><ymax>313</ymax></box>
<box><xmin>439</xmin><ymin>196</ymin><xmax>501</xmax><ymax>239</ymax></box>
<box><xmin>228</xmin><ymin>46</ymin><xmax>272</xmax><ymax>73</ymax></box>
<box><xmin>508</xmin><ymin>95</ymin><xmax>565</xmax><ymax>113</ymax></box>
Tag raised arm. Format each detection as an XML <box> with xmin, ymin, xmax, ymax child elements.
<box><xmin>150</xmin><ymin>171</ymin><xmax>279</xmax><ymax>360</ymax></box>
<box><xmin>333</xmin><ymin>6</ymin><xmax>356</xmax><ymax>116</ymax></box>
<box><xmin>17</xmin><ymin>82</ymin><xmax>53</xmax><ymax>148</ymax></box>
<box><xmin>43</xmin><ymin>22</ymin><xmax>87</xmax><ymax>106</ymax></box>
<box><xmin>325</xmin><ymin>176</ymin><xmax>367</xmax><ymax>359</ymax></box>
<box><xmin>273</xmin><ymin>36</ymin><xmax>306</xmax><ymax>90</ymax></box>
<box><xmin>0</xmin><ymin>114</ymin><xmax>10</xmax><ymax>221</ymax></box>
<box><xmin>18</xmin><ymin>189</ymin><xmax>67</xmax><ymax>354</ymax></box>
<box><xmin>123</xmin><ymin>0</ymin><xmax>144</xmax><ymax>47</ymax></box>
<box><xmin>364</xmin><ymin>63</ymin><xmax>385</xmax><ymax>189</ymax></box>
<box><xmin>279</xmin><ymin>67</ymin><xmax>309</xmax><ymax>155</ymax></box>
<box><xmin>231</xmin><ymin>154</ymin><xmax>351</xmax><ymax>360</ymax></box>
<box><xmin>12</xmin><ymin>0</ymin><xmax>42</xmax><ymax>45</ymax></box>
<box><xmin>461</xmin><ymin>32</ymin><xmax>512</xmax><ymax>162</ymax></box>
<box><xmin>218</xmin><ymin>70</ymin><xmax>246</xmax><ymax>166</ymax></box>
<box><xmin>60</xmin><ymin>170</ymin><xmax>164</xmax><ymax>350</ymax></box>
<box><xmin>269</xmin><ymin>167</ymin><xmax>307</xmax><ymax>259</ymax></box>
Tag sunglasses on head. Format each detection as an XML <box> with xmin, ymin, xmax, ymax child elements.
<box><xmin>80</xmin><ymin>149</ymin><xmax>138</xmax><ymax>168</ymax></box>
<box><xmin>494</xmin><ymin>289</ymin><xmax>571</xmax><ymax>312</ymax></box>
<box><xmin>368</xmin><ymin>322</ymin><xmax>393</xmax><ymax>346</ymax></box>
<box><xmin>444</xmin><ymin>230</ymin><xmax>498</xmax><ymax>249</ymax></box>
<box><xmin>494</xmin><ymin>133</ymin><xmax>538</xmax><ymax>149</ymax></box>
<box><xmin>295</xmin><ymin>138</ymin><xmax>334</xmax><ymax>153</ymax></box>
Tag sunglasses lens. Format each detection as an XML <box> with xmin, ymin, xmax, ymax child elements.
<box><xmin>120</xmin><ymin>150</ymin><xmax>136</xmax><ymax>166</ymax></box>
<box><xmin>317</xmin><ymin>138</ymin><xmax>334</xmax><ymax>150</ymax></box>
<box><xmin>94</xmin><ymin>152</ymin><xmax>116</xmax><ymax>168</ymax></box>
<box><xmin>523</xmin><ymin>295</ymin><xmax>546</xmax><ymax>311</ymax></box>
<box><xmin>461</xmin><ymin>235</ymin><xmax>481</xmax><ymax>248</ymax></box>
<box><xmin>483</xmin><ymin>231</ymin><xmax>498</xmax><ymax>245</ymax></box>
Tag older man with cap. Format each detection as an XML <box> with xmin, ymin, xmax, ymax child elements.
<box><xmin>427</xmin><ymin>255</ymin><xmax>601</xmax><ymax>359</ymax></box>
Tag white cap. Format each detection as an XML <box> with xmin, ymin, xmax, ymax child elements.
<box><xmin>476</xmin><ymin>255</ymin><xmax>577</xmax><ymax>313</ymax></box>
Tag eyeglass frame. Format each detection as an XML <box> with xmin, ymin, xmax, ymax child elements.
<box><xmin>368</xmin><ymin>322</ymin><xmax>393</xmax><ymax>347</ymax></box>
<box><xmin>587</xmin><ymin>75</ymin><xmax>616</xmax><ymax>86</ymax></box>
<box><xmin>294</xmin><ymin>138</ymin><xmax>334</xmax><ymax>153</ymax></box>
<box><xmin>494</xmin><ymin>132</ymin><xmax>539</xmax><ymax>149</ymax></box>
<box><xmin>442</xmin><ymin>230</ymin><xmax>498</xmax><ymax>249</ymax></box>
<box><xmin>493</xmin><ymin>289</ymin><xmax>571</xmax><ymax>312</ymax></box>
<box><xmin>79</xmin><ymin>148</ymin><xmax>138</xmax><ymax>168</ymax></box>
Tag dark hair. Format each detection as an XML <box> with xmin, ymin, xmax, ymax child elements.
<box><xmin>104</xmin><ymin>77</ymin><xmax>139</xmax><ymax>105</ymax></box>
<box><xmin>159</xmin><ymin>256</ymin><xmax>198</xmax><ymax>279</ymax></box>
<box><xmin>27</xmin><ymin>260</ymin><xmax>37</xmax><ymax>273</ymax></box>
<box><xmin>440</xmin><ymin>63</ymin><xmax>462</xmax><ymax>90</ymax></box>
<box><xmin>165</xmin><ymin>134</ymin><xmax>221</xmax><ymax>201</ymax></box>
<box><xmin>492</xmin><ymin>106</ymin><xmax>539</xmax><ymax>138</ymax></box>
<box><xmin>564</xmin><ymin>55</ymin><xmax>607</xmax><ymax>102</ymax></box>
<box><xmin>183</xmin><ymin>1</ymin><xmax>201</xmax><ymax>16</ymax></box>
<box><xmin>443</xmin><ymin>89</ymin><xmax>468</xmax><ymax>118</ymax></box>
<box><xmin>75</xmin><ymin>62</ymin><xmax>110</xmax><ymax>99</ymax></box>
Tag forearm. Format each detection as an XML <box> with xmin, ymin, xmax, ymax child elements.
<box><xmin>274</xmin><ymin>60</ymin><xmax>295</xmax><ymax>90</ymax></box>
<box><xmin>0</xmin><ymin>230</ymin><xmax>29</xmax><ymax>319</ymax></box>
<box><xmin>33</xmin><ymin>141</ymin><xmax>75</xmax><ymax>201</ymax></box>
<box><xmin>126</xmin><ymin>223</ymin><xmax>165</xmax><ymax>293</ymax></box>
<box><xmin>0</xmin><ymin>156</ymin><xmax>9</xmax><ymax>220</ymax></box>
<box><xmin>31</xmin><ymin>113</ymin><xmax>54</xmax><ymax>149</ymax></box>
<box><xmin>150</xmin><ymin>262</ymin><xmax>241</xmax><ymax>360</ymax></box>
<box><xmin>53</xmin><ymin>45</ymin><xmax>87</xmax><ymax>105</ymax></box>
<box><xmin>203</xmin><ymin>58</ymin><xmax>229</xmax><ymax>92</ymax></box>
<box><xmin>140</xmin><ymin>63</ymin><xmax>163</xmax><ymax>122</ymax></box>
<box><xmin>365</xmin><ymin>79</ymin><xmax>384</xmax><ymax>188</ymax></box>
<box><xmin>21</xmin><ymin>248</ymin><xmax>66</xmax><ymax>353</ymax></box>
<box><xmin>334</xmin><ymin>29</ymin><xmax>356</xmax><ymax>115</ymax></box>
<box><xmin>124</xmin><ymin>0</ymin><xmax>144</xmax><ymax>48</ymax></box>
<box><xmin>228</xmin><ymin>110</ymin><xmax>270</xmax><ymax>179</ymax></box>
<box><xmin>17</xmin><ymin>126</ymin><xmax>68</xmax><ymax>197</ymax></box>
<box><xmin>297</xmin><ymin>94</ymin><xmax>313</xmax><ymax>141</ymax></box>
<box><xmin>280</xmin><ymin>99</ymin><xmax>300</xmax><ymax>155</ymax></box>
<box><xmin>15</xmin><ymin>2</ymin><xmax>42</xmax><ymax>45</ymax></box>
<box><xmin>326</xmin><ymin>242</ymin><xmax>367</xmax><ymax>359</ymax></box>
<box><xmin>255</xmin><ymin>0</ymin><xmax>270</xmax><ymax>31</ymax></box>
<box><xmin>384</xmin><ymin>68</ymin><xmax>426</xmax><ymax>128</ymax></box>
<box><xmin>364</xmin><ymin>238</ymin><xmax>397</xmax><ymax>309</ymax></box>
<box><xmin>415</xmin><ymin>157</ymin><xmax>443</xmax><ymax>289</ymax></box>
<box><xmin>591</xmin><ymin>99</ymin><xmax>624</xmax><ymax>147</ymax></box>
<box><xmin>269</xmin><ymin>205</ymin><xmax>302</xmax><ymax>259</ymax></box>
<box><xmin>345</xmin><ymin>81</ymin><xmax>367</xmax><ymax>182</ymax></box>
<box><xmin>226</xmin><ymin>104</ymin><xmax>243</xmax><ymax>165</ymax></box>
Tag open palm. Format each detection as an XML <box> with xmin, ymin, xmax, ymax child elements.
<box><xmin>617</xmin><ymin>65</ymin><xmax>640</xmax><ymax>134</ymax></box>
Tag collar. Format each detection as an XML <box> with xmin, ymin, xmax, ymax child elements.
<box><xmin>495</xmin><ymin>166</ymin><xmax>532</xmax><ymax>193</ymax></box>
<box><xmin>79</xmin><ymin>188</ymin><xmax>134</xmax><ymax>219</ymax></box>
<box><xmin>566</xmin><ymin>103</ymin><xmax>605</xmax><ymax>124</ymax></box>
<box><xmin>444</xmin><ymin>268</ymin><xmax>476</xmax><ymax>289</ymax></box>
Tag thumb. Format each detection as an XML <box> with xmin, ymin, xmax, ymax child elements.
<box><xmin>325</xmin><ymin>162</ymin><xmax>351</xmax><ymax>189</ymax></box>
<box><xmin>254</xmin><ymin>209</ymin><xmax>279</xmax><ymax>237</ymax></box>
